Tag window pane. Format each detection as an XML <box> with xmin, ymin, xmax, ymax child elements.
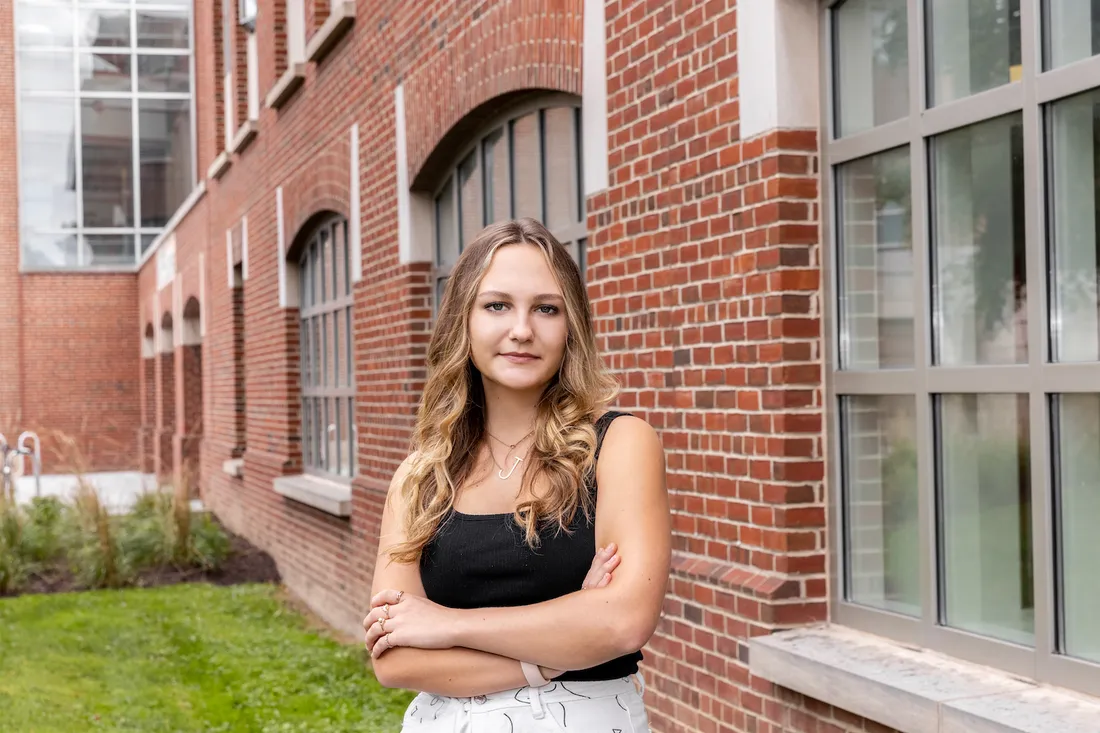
<box><xmin>932</xmin><ymin>114</ymin><xmax>1025</xmax><ymax>365</ymax></box>
<box><xmin>332</xmin><ymin>220</ymin><xmax>346</xmax><ymax>299</ymax></box>
<box><xmin>22</xmin><ymin>231</ymin><xmax>78</xmax><ymax>268</ymax></box>
<box><xmin>483</xmin><ymin>128</ymin><xmax>510</xmax><ymax>223</ymax></box>
<box><xmin>435</xmin><ymin>176</ymin><xmax>458</xmax><ymax>268</ymax></box>
<box><xmin>83</xmin><ymin>233</ymin><xmax>133</xmax><ymax>265</ymax></box>
<box><xmin>137</xmin><ymin>54</ymin><xmax>189</xmax><ymax>93</ymax></box>
<box><xmin>1054</xmin><ymin>394</ymin><xmax>1100</xmax><ymax>664</ymax></box>
<box><xmin>833</xmin><ymin>0</ymin><xmax>909</xmax><ymax>137</ymax></box>
<box><xmin>79</xmin><ymin>51</ymin><xmax>132</xmax><ymax>93</ymax></box>
<box><xmin>512</xmin><ymin>113</ymin><xmax>542</xmax><ymax>220</ymax></box>
<box><xmin>938</xmin><ymin>393</ymin><xmax>1033</xmax><ymax>646</ymax></box>
<box><xmin>576</xmin><ymin>237</ymin><xmax>587</xmax><ymax>275</ymax></box>
<box><xmin>838</xmin><ymin>147</ymin><xmax>914</xmax><ymax>369</ymax></box>
<box><xmin>1045</xmin><ymin>0</ymin><xmax>1100</xmax><ymax>70</ymax></box>
<box><xmin>928</xmin><ymin>0</ymin><xmax>1021</xmax><ymax>106</ymax></box>
<box><xmin>136</xmin><ymin>9</ymin><xmax>189</xmax><ymax>49</ymax></box>
<box><xmin>458</xmin><ymin>150</ymin><xmax>483</xmax><ymax>249</ymax></box>
<box><xmin>347</xmin><ymin>397</ymin><xmax>356</xmax><ymax>476</ymax></box>
<box><xmin>19</xmin><ymin>49</ymin><xmax>75</xmax><ymax>92</ymax></box>
<box><xmin>81</xmin><ymin>98</ymin><xmax>133</xmax><ymax>228</ymax></box>
<box><xmin>345</xmin><ymin>308</ymin><xmax>353</xmax><ymax>386</ymax></box>
<box><xmin>302</xmin><ymin>398</ymin><xmax>312</xmax><ymax>468</ymax></box>
<box><xmin>312</xmin><ymin>316</ymin><xmax>322</xmax><ymax>388</ymax></box>
<box><xmin>334</xmin><ymin>399</ymin><xmax>343</xmax><ymax>476</ymax></box>
<box><xmin>544</xmin><ymin>107</ymin><xmax>578</xmax><ymax>229</ymax></box>
<box><xmin>139</xmin><ymin>99</ymin><xmax>192</xmax><ymax>228</ymax></box>
<box><xmin>302</xmin><ymin>314</ymin><xmax>312</xmax><ymax>387</ymax></box>
<box><xmin>17</xmin><ymin>5</ymin><xmax>75</xmax><ymax>47</ymax></box>
<box><xmin>323</xmin><ymin>398</ymin><xmax>332</xmax><ymax>473</ymax></box>
<box><xmin>141</xmin><ymin>233</ymin><xmax>156</xmax><ymax>255</ymax></box>
<box><xmin>18</xmin><ymin>97</ymin><xmax>78</xmax><ymax>232</ymax></box>
<box><xmin>78</xmin><ymin>8</ymin><xmax>130</xmax><ymax>48</ymax></box>
<box><xmin>313</xmin><ymin>399</ymin><xmax>323</xmax><ymax>470</ymax></box>
<box><xmin>435</xmin><ymin>276</ymin><xmax>448</xmax><ymax>316</ymax></box>
<box><xmin>1049</xmin><ymin>90</ymin><xmax>1100</xmax><ymax>362</ymax></box>
<box><xmin>843</xmin><ymin>395</ymin><xmax>919</xmax><ymax>616</ymax></box>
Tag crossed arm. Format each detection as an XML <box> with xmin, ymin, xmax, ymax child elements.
<box><xmin>365</xmin><ymin>416</ymin><xmax>670</xmax><ymax>698</ymax></box>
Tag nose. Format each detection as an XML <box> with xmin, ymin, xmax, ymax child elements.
<box><xmin>509</xmin><ymin>312</ymin><xmax>533</xmax><ymax>343</ymax></box>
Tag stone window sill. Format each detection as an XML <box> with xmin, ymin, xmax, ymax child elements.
<box><xmin>750</xmin><ymin>625</ymin><xmax>1100</xmax><ymax>733</ymax></box>
<box><xmin>305</xmin><ymin>0</ymin><xmax>355</xmax><ymax>64</ymax></box>
<box><xmin>229</xmin><ymin>120</ymin><xmax>257</xmax><ymax>154</ymax></box>
<box><xmin>221</xmin><ymin>458</ymin><xmax>243</xmax><ymax>478</ymax></box>
<box><xmin>206</xmin><ymin>150</ymin><xmax>231</xmax><ymax>180</ymax></box>
<box><xmin>266</xmin><ymin>63</ymin><xmax>307</xmax><ymax>110</ymax></box>
<box><xmin>273</xmin><ymin>474</ymin><xmax>351</xmax><ymax>517</ymax></box>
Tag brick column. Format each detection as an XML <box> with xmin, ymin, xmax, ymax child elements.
<box><xmin>157</xmin><ymin>349</ymin><xmax>176</xmax><ymax>482</ymax></box>
<box><xmin>139</xmin><ymin>356</ymin><xmax>157</xmax><ymax>474</ymax></box>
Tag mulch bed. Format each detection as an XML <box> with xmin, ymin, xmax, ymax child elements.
<box><xmin>1</xmin><ymin>520</ymin><xmax>282</xmax><ymax>599</ymax></box>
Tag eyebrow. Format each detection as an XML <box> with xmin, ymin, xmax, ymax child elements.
<box><xmin>478</xmin><ymin>290</ymin><xmax>565</xmax><ymax>302</ymax></box>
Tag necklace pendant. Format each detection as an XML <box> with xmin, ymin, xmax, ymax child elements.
<box><xmin>497</xmin><ymin>455</ymin><xmax>522</xmax><ymax>480</ymax></box>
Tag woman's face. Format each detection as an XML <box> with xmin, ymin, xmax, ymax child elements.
<box><xmin>468</xmin><ymin>243</ymin><xmax>568</xmax><ymax>394</ymax></box>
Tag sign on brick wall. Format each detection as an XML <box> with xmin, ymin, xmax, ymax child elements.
<box><xmin>156</xmin><ymin>236</ymin><xmax>176</xmax><ymax>291</ymax></box>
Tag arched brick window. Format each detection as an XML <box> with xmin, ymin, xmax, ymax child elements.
<box><xmin>297</xmin><ymin>214</ymin><xmax>355</xmax><ymax>478</ymax></box>
<box><xmin>432</xmin><ymin>95</ymin><xmax>586</xmax><ymax>310</ymax></box>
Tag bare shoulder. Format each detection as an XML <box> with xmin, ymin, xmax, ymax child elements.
<box><xmin>596</xmin><ymin>414</ymin><xmax>665</xmax><ymax>482</ymax></box>
<box><xmin>600</xmin><ymin>414</ymin><xmax>663</xmax><ymax>456</ymax></box>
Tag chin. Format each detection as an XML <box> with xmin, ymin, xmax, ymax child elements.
<box><xmin>485</xmin><ymin>370</ymin><xmax>554</xmax><ymax>393</ymax></box>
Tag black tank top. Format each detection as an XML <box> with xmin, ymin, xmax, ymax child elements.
<box><xmin>419</xmin><ymin>411</ymin><xmax>642</xmax><ymax>681</ymax></box>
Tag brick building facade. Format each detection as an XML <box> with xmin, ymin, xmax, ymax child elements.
<box><xmin>5</xmin><ymin>0</ymin><xmax>1100</xmax><ymax>731</ymax></box>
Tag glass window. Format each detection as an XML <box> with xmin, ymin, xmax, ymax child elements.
<box><xmin>928</xmin><ymin>0</ymin><xmax>1021</xmax><ymax>106</ymax></box>
<box><xmin>837</xmin><ymin>147</ymin><xmax>914</xmax><ymax>369</ymax></box>
<box><xmin>932</xmin><ymin>114</ymin><xmax>1026</xmax><ymax>366</ymax></box>
<box><xmin>843</xmin><ymin>395</ymin><xmax>920</xmax><ymax>616</ymax></box>
<box><xmin>139</xmin><ymin>99</ymin><xmax>193</xmax><ymax>228</ymax></box>
<box><xmin>1044</xmin><ymin>0</ymin><xmax>1100</xmax><ymax>70</ymax></box>
<box><xmin>299</xmin><ymin>217</ymin><xmax>355</xmax><ymax>479</ymax></box>
<box><xmin>828</xmin><ymin>0</ymin><xmax>1100</xmax><ymax>695</ymax></box>
<box><xmin>1053</xmin><ymin>394</ymin><xmax>1100</xmax><ymax>665</ymax></box>
<box><xmin>833</xmin><ymin>0</ymin><xmax>909</xmax><ymax>137</ymax></box>
<box><xmin>15</xmin><ymin>0</ymin><xmax>194</xmax><ymax>268</ymax></box>
<box><xmin>432</xmin><ymin>99</ymin><xmax>585</xmax><ymax>313</ymax></box>
<box><xmin>938</xmin><ymin>394</ymin><xmax>1033</xmax><ymax>646</ymax></box>
<box><xmin>81</xmin><ymin>98</ymin><xmax>133</xmax><ymax>228</ymax></box>
<box><xmin>512</xmin><ymin>113</ymin><xmax>542</xmax><ymax>221</ymax></box>
<box><xmin>1049</xmin><ymin>89</ymin><xmax>1100</xmax><ymax>362</ymax></box>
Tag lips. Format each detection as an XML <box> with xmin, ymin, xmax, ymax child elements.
<box><xmin>499</xmin><ymin>352</ymin><xmax>539</xmax><ymax>363</ymax></box>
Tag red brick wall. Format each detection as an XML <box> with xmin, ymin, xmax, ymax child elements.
<box><xmin>130</xmin><ymin>1</ymin><xmax>903</xmax><ymax>732</ymax></box>
<box><xmin>0</xmin><ymin>1</ymin><xmax>22</xmax><ymax>428</ymax></box>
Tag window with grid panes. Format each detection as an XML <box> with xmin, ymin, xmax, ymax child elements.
<box><xmin>432</xmin><ymin>97</ymin><xmax>587</xmax><ymax>312</ymax></box>
<box><xmin>14</xmin><ymin>0</ymin><xmax>194</xmax><ymax>268</ymax></box>
<box><xmin>298</xmin><ymin>215</ymin><xmax>356</xmax><ymax>479</ymax></box>
<box><xmin>825</xmin><ymin>0</ymin><xmax>1100</xmax><ymax>696</ymax></box>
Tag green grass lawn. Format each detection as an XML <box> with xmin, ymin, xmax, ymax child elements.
<box><xmin>0</xmin><ymin>583</ymin><xmax>414</xmax><ymax>732</ymax></box>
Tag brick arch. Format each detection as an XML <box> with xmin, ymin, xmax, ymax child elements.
<box><xmin>281</xmin><ymin>134</ymin><xmax>352</xmax><ymax>246</ymax></box>
<box><xmin>286</xmin><ymin>209</ymin><xmax>347</xmax><ymax>263</ymax></box>
<box><xmin>403</xmin><ymin>0</ymin><xmax>583</xmax><ymax>186</ymax></box>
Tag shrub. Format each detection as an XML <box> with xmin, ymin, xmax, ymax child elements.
<box><xmin>63</xmin><ymin>479</ymin><xmax>129</xmax><ymax>589</ymax></box>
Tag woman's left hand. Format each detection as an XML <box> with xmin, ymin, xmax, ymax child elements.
<box><xmin>363</xmin><ymin>590</ymin><xmax>455</xmax><ymax>659</ymax></box>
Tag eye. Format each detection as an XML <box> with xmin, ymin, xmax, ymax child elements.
<box><xmin>484</xmin><ymin>302</ymin><xmax>508</xmax><ymax>312</ymax></box>
<box><xmin>535</xmin><ymin>304</ymin><xmax>560</xmax><ymax>315</ymax></box>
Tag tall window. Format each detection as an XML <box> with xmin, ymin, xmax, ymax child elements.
<box><xmin>433</xmin><ymin>97</ymin><xmax>587</xmax><ymax>310</ymax></box>
<box><xmin>827</xmin><ymin>0</ymin><xmax>1100</xmax><ymax>696</ymax></box>
<box><xmin>298</xmin><ymin>215</ymin><xmax>356</xmax><ymax>479</ymax></box>
<box><xmin>15</xmin><ymin>0</ymin><xmax>194</xmax><ymax>268</ymax></box>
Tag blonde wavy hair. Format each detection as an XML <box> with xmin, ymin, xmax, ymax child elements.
<box><xmin>388</xmin><ymin>218</ymin><xmax>619</xmax><ymax>563</ymax></box>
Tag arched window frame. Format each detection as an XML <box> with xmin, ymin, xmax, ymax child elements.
<box><xmin>430</xmin><ymin>93</ymin><xmax>587</xmax><ymax>312</ymax></box>
<box><xmin>295</xmin><ymin>213</ymin><xmax>356</xmax><ymax>480</ymax></box>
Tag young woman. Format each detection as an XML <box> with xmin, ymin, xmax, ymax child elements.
<box><xmin>361</xmin><ymin>218</ymin><xmax>671</xmax><ymax>731</ymax></box>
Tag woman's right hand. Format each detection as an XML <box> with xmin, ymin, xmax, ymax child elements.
<box><xmin>581</xmin><ymin>542</ymin><xmax>620</xmax><ymax>591</ymax></box>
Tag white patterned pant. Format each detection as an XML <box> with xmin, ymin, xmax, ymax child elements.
<box><xmin>400</xmin><ymin>675</ymin><xmax>650</xmax><ymax>732</ymax></box>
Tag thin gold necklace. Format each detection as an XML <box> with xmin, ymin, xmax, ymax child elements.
<box><xmin>485</xmin><ymin>428</ymin><xmax>534</xmax><ymax>450</ymax></box>
<box><xmin>484</xmin><ymin>431</ymin><xmax>531</xmax><ymax>480</ymax></box>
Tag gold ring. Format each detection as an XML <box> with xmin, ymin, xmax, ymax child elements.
<box><xmin>378</xmin><ymin>617</ymin><xmax>386</xmax><ymax>633</ymax></box>
<box><xmin>395</xmin><ymin>590</ymin><xmax>404</xmax><ymax>603</ymax></box>
<box><xmin>382</xmin><ymin>604</ymin><xmax>390</xmax><ymax>618</ymax></box>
